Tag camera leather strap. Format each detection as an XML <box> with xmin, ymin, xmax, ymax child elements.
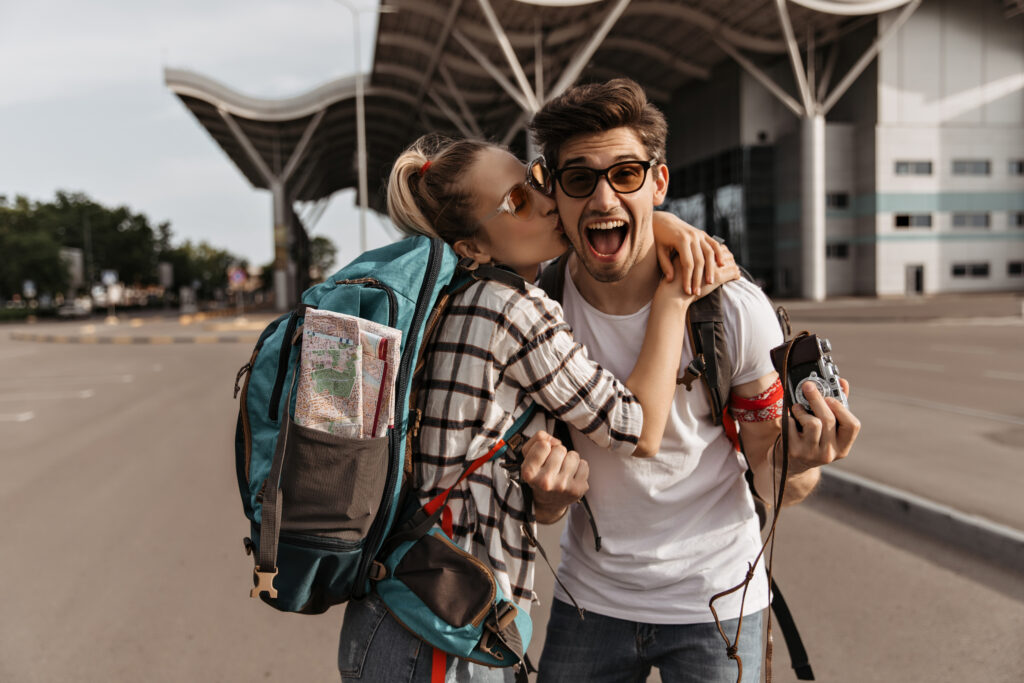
<box><xmin>709</xmin><ymin>331</ymin><xmax>811</xmax><ymax>683</ymax></box>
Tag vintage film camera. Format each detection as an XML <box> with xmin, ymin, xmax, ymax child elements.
<box><xmin>770</xmin><ymin>334</ymin><xmax>848</xmax><ymax>415</ymax></box>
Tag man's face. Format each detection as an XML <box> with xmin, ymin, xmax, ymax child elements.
<box><xmin>553</xmin><ymin>127</ymin><xmax>668</xmax><ymax>283</ymax></box>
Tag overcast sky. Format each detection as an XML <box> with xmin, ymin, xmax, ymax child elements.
<box><xmin>0</xmin><ymin>0</ymin><xmax>397</xmax><ymax>271</ymax></box>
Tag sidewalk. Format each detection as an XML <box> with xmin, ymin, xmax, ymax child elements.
<box><xmin>7</xmin><ymin>291</ymin><xmax>1023</xmax><ymax>343</ymax></box>
<box><xmin>778</xmin><ymin>291</ymin><xmax>1024</xmax><ymax>323</ymax></box>
<box><xmin>5</xmin><ymin>309</ymin><xmax>277</xmax><ymax>345</ymax></box>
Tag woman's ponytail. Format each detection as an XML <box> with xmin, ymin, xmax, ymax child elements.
<box><xmin>385</xmin><ymin>135</ymin><xmax>492</xmax><ymax>244</ymax></box>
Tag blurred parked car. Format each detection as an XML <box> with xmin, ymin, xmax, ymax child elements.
<box><xmin>57</xmin><ymin>297</ymin><xmax>93</xmax><ymax>319</ymax></box>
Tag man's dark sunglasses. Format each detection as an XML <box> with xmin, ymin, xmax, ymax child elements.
<box><xmin>552</xmin><ymin>159</ymin><xmax>656</xmax><ymax>199</ymax></box>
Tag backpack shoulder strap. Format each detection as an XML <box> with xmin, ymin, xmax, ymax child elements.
<box><xmin>536</xmin><ymin>253</ymin><xmax>570</xmax><ymax>303</ymax></box>
<box><xmin>679</xmin><ymin>288</ymin><xmax>732</xmax><ymax>427</ymax></box>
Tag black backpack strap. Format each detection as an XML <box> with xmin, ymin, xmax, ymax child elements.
<box><xmin>471</xmin><ymin>260</ymin><xmax>529</xmax><ymax>292</ymax></box>
<box><xmin>679</xmin><ymin>289</ymin><xmax>732</xmax><ymax>426</ymax></box>
<box><xmin>771</xmin><ymin>578</ymin><xmax>815</xmax><ymax>680</ymax></box>
<box><xmin>536</xmin><ymin>252</ymin><xmax>570</xmax><ymax>301</ymax></box>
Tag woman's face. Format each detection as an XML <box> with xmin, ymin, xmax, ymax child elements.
<box><xmin>459</xmin><ymin>147</ymin><xmax>568</xmax><ymax>281</ymax></box>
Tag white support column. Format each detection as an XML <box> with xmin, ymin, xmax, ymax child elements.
<box><xmin>711</xmin><ymin>36</ymin><xmax>805</xmax><ymax>117</ymax></box>
<box><xmin>708</xmin><ymin>0</ymin><xmax>918</xmax><ymax>301</ymax></box>
<box><xmin>533</xmin><ymin>18</ymin><xmax>545</xmax><ymax>104</ymax></box>
<box><xmin>817</xmin><ymin>43</ymin><xmax>839</xmax><ymax>102</ymax></box>
<box><xmin>502</xmin><ymin>112</ymin><xmax>529</xmax><ymax>147</ymax></box>
<box><xmin>219</xmin><ymin>107</ymin><xmax>294</xmax><ymax>310</ymax></box>
<box><xmin>452</xmin><ymin>29</ymin><xmax>535</xmax><ymax>113</ymax></box>
<box><xmin>821</xmin><ymin>0</ymin><xmax>921</xmax><ymax>114</ymax></box>
<box><xmin>438</xmin><ymin>63</ymin><xmax>484</xmax><ymax>138</ymax></box>
<box><xmin>271</xmin><ymin>179</ymin><xmax>291</xmax><ymax>311</ymax></box>
<box><xmin>281</xmin><ymin>109</ymin><xmax>325</xmax><ymax>183</ymax></box>
<box><xmin>775</xmin><ymin>0</ymin><xmax>815</xmax><ymax>112</ymax></box>
<box><xmin>218</xmin><ymin>108</ymin><xmax>274</xmax><ymax>185</ymax></box>
<box><xmin>427</xmin><ymin>88</ymin><xmax>475</xmax><ymax>139</ymax></box>
<box><xmin>547</xmin><ymin>0</ymin><xmax>632</xmax><ymax>101</ymax></box>
<box><xmin>476</xmin><ymin>0</ymin><xmax>540</xmax><ymax>112</ymax></box>
<box><xmin>801</xmin><ymin>113</ymin><xmax>826</xmax><ymax>301</ymax></box>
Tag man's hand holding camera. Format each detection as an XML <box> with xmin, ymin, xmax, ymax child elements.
<box><xmin>786</xmin><ymin>377</ymin><xmax>860</xmax><ymax>477</ymax></box>
<box><xmin>738</xmin><ymin>372</ymin><xmax>861</xmax><ymax>507</ymax></box>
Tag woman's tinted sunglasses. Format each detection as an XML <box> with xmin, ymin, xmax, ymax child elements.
<box><xmin>482</xmin><ymin>157</ymin><xmax>554</xmax><ymax>222</ymax></box>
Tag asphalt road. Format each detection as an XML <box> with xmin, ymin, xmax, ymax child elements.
<box><xmin>1</xmin><ymin>303</ymin><xmax>1022</xmax><ymax>682</ymax></box>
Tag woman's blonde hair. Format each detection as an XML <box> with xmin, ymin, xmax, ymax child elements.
<box><xmin>387</xmin><ymin>134</ymin><xmax>496</xmax><ymax>244</ymax></box>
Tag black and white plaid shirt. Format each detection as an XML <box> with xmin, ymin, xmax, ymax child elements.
<box><xmin>413</xmin><ymin>276</ymin><xmax>641</xmax><ymax>610</ymax></box>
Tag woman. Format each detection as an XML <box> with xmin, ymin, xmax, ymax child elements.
<box><xmin>338</xmin><ymin>135</ymin><xmax>735</xmax><ymax>682</ymax></box>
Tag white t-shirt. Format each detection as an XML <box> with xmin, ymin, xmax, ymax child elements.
<box><xmin>555</xmin><ymin>275</ymin><xmax>784</xmax><ymax>624</ymax></box>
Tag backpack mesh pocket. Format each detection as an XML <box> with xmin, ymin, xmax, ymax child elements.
<box><xmin>279</xmin><ymin>421</ymin><xmax>388</xmax><ymax>541</ymax></box>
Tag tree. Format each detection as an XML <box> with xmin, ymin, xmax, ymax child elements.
<box><xmin>310</xmin><ymin>235</ymin><xmax>338</xmax><ymax>280</ymax></box>
<box><xmin>0</xmin><ymin>196</ymin><xmax>69</xmax><ymax>298</ymax></box>
<box><xmin>162</xmin><ymin>240</ymin><xmax>236</xmax><ymax>299</ymax></box>
<box><xmin>0</xmin><ymin>191</ymin><xmax>245</xmax><ymax>303</ymax></box>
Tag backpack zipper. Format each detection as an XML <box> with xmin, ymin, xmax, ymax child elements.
<box><xmin>236</xmin><ymin>346</ymin><xmax>260</xmax><ymax>484</ymax></box>
<box><xmin>355</xmin><ymin>237</ymin><xmax>444</xmax><ymax>593</ymax></box>
<box><xmin>278</xmin><ymin>530</ymin><xmax>362</xmax><ymax>552</ymax></box>
<box><xmin>335</xmin><ymin>277</ymin><xmax>398</xmax><ymax>328</ymax></box>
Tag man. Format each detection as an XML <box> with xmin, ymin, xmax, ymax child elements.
<box><xmin>520</xmin><ymin>78</ymin><xmax>861</xmax><ymax>682</ymax></box>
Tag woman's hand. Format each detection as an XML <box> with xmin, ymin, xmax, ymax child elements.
<box><xmin>520</xmin><ymin>431</ymin><xmax>589</xmax><ymax>524</ymax></box>
<box><xmin>651</xmin><ymin>211</ymin><xmax>735</xmax><ymax>294</ymax></box>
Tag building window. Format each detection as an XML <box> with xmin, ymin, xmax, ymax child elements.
<box><xmin>826</xmin><ymin>243</ymin><xmax>850</xmax><ymax>259</ymax></box>
<box><xmin>895</xmin><ymin>160</ymin><xmax>932</xmax><ymax>176</ymax></box>
<box><xmin>952</xmin><ymin>263</ymin><xmax>990</xmax><ymax>278</ymax></box>
<box><xmin>952</xmin><ymin>159</ymin><xmax>991</xmax><ymax>176</ymax></box>
<box><xmin>951</xmin><ymin>212</ymin><xmax>990</xmax><ymax>228</ymax></box>
<box><xmin>1012</xmin><ymin>212</ymin><xmax>1024</xmax><ymax>227</ymax></box>
<box><xmin>1009</xmin><ymin>262</ymin><xmax>1024</xmax><ymax>277</ymax></box>
<box><xmin>826</xmin><ymin>192</ymin><xmax>850</xmax><ymax>209</ymax></box>
<box><xmin>894</xmin><ymin>214</ymin><xmax>932</xmax><ymax>229</ymax></box>
<box><xmin>1009</xmin><ymin>160</ymin><xmax>1024</xmax><ymax>176</ymax></box>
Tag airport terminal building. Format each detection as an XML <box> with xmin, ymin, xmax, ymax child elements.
<box><xmin>167</xmin><ymin>0</ymin><xmax>1024</xmax><ymax>308</ymax></box>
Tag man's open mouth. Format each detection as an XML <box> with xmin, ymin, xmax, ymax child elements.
<box><xmin>585</xmin><ymin>220</ymin><xmax>628</xmax><ymax>257</ymax></box>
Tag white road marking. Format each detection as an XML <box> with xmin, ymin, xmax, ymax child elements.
<box><xmin>2</xmin><ymin>374</ymin><xmax>133</xmax><ymax>385</ymax></box>
<box><xmin>983</xmin><ymin>370</ymin><xmax>1024</xmax><ymax>382</ymax></box>
<box><xmin>874</xmin><ymin>359</ymin><xmax>945</xmax><ymax>373</ymax></box>
<box><xmin>0</xmin><ymin>411</ymin><xmax>34</xmax><ymax>422</ymax></box>
<box><xmin>0</xmin><ymin>389</ymin><xmax>95</xmax><ymax>401</ymax></box>
<box><xmin>929</xmin><ymin>344</ymin><xmax>992</xmax><ymax>355</ymax></box>
<box><xmin>0</xmin><ymin>347</ymin><xmax>39</xmax><ymax>361</ymax></box>
<box><xmin>856</xmin><ymin>388</ymin><xmax>1024</xmax><ymax>427</ymax></box>
<box><xmin>929</xmin><ymin>317</ymin><xmax>1024</xmax><ymax>327</ymax></box>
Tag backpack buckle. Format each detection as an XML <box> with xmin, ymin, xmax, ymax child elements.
<box><xmin>487</xmin><ymin>601</ymin><xmax>518</xmax><ymax>634</ymax></box>
<box><xmin>479</xmin><ymin>630</ymin><xmax>506</xmax><ymax>661</ymax></box>
<box><xmin>368</xmin><ymin>561</ymin><xmax>388</xmax><ymax>581</ymax></box>
<box><xmin>678</xmin><ymin>355</ymin><xmax>706</xmax><ymax>391</ymax></box>
<box><xmin>251</xmin><ymin>567</ymin><xmax>278</xmax><ymax>599</ymax></box>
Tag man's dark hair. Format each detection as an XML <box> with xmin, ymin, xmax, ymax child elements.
<box><xmin>529</xmin><ymin>78</ymin><xmax>668</xmax><ymax>168</ymax></box>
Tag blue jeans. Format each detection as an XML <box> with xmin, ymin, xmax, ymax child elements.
<box><xmin>338</xmin><ymin>592</ymin><xmax>515</xmax><ymax>682</ymax></box>
<box><xmin>537</xmin><ymin>599</ymin><xmax>764</xmax><ymax>683</ymax></box>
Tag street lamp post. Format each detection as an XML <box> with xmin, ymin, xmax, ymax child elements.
<box><xmin>331</xmin><ymin>0</ymin><xmax>396</xmax><ymax>254</ymax></box>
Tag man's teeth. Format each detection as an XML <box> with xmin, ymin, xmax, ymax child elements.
<box><xmin>587</xmin><ymin>220</ymin><xmax>626</xmax><ymax>230</ymax></box>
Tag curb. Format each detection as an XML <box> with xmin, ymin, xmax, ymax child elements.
<box><xmin>818</xmin><ymin>468</ymin><xmax>1024</xmax><ymax>572</ymax></box>
<box><xmin>9</xmin><ymin>332</ymin><xmax>257</xmax><ymax>345</ymax></box>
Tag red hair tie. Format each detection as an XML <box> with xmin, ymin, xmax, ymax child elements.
<box><xmin>418</xmin><ymin>160</ymin><xmax>432</xmax><ymax>176</ymax></box>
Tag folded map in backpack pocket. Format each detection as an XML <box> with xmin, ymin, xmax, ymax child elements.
<box><xmin>295</xmin><ymin>328</ymin><xmax>363</xmax><ymax>437</ymax></box>
<box><xmin>297</xmin><ymin>309</ymin><xmax>402</xmax><ymax>439</ymax></box>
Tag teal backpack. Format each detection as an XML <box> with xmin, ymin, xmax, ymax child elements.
<box><xmin>233</xmin><ymin>235</ymin><xmax>533</xmax><ymax>676</ymax></box>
